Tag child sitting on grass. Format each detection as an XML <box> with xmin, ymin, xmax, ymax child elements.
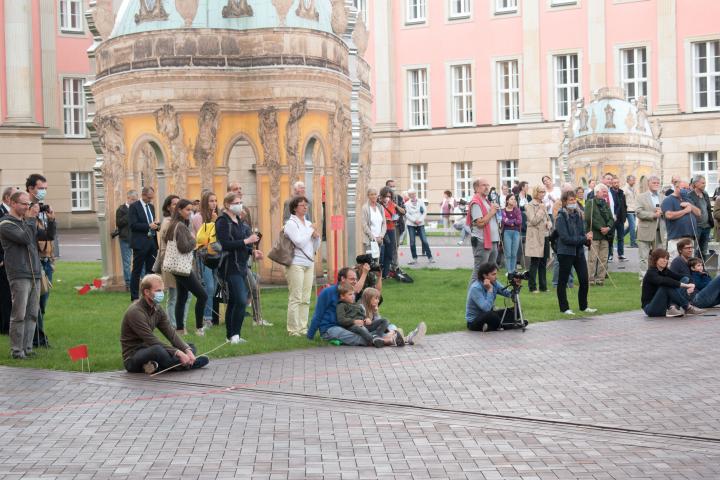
<box><xmin>360</xmin><ymin>288</ymin><xmax>427</xmax><ymax>346</ymax></box>
<box><xmin>336</xmin><ymin>283</ymin><xmax>389</xmax><ymax>347</ymax></box>
<box><xmin>689</xmin><ymin>257</ymin><xmax>711</xmax><ymax>291</ymax></box>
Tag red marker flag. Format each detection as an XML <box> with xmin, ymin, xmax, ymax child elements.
<box><xmin>78</xmin><ymin>284</ymin><xmax>91</xmax><ymax>295</ymax></box>
<box><xmin>67</xmin><ymin>344</ymin><xmax>88</xmax><ymax>361</ymax></box>
<box><xmin>93</xmin><ymin>278</ymin><xmax>102</xmax><ymax>289</ymax></box>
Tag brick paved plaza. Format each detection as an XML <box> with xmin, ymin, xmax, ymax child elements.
<box><xmin>1</xmin><ymin>309</ymin><xmax>719</xmax><ymax>479</ymax></box>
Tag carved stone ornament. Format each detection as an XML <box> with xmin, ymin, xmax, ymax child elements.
<box><xmin>576</xmin><ymin>99</ymin><xmax>588</xmax><ymax>132</ymax></box>
<box><xmin>222</xmin><ymin>0</ymin><xmax>253</xmax><ymax>18</ymax></box>
<box><xmin>93</xmin><ymin>115</ymin><xmax>126</xmax><ymax>210</ymax></box>
<box><xmin>136</xmin><ymin>142</ymin><xmax>159</xmax><ymax>190</ymax></box>
<box><xmin>259</xmin><ymin>107</ymin><xmax>281</xmax><ymax>213</ymax></box>
<box><xmin>651</xmin><ymin>118</ymin><xmax>663</xmax><ymax>140</ymax></box>
<box><xmin>357</xmin><ymin>116</ymin><xmax>373</xmax><ymax>203</ymax></box>
<box><xmin>604</xmin><ymin>104</ymin><xmax>616</xmax><ymax>129</ymax></box>
<box><xmin>330</xmin><ymin>0</ymin><xmax>348</xmax><ymax>34</ymax></box>
<box><xmin>285</xmin><ymin>99</ymin><xmax>308</xmax><ymax>186</ymax></box>
<box><xmin>352</xmin><ymin>15</ymin><xmax>369</xmax><ymax>56</ymax></box>
<box><xmin>590</xmin><ymin>109</ymin><xmax>598</xmax><ymax>132</ymax></box>
<box><xmin>88</xmin><ymin>0</ymin><xmax>116</xmax><ymax>39</ymax></box>
<box><xmin>329</xmin><ymin>103</ymin><xmax>352</xmax><ymax>215</ymax></box>
<box><xmin>635</xmin><ymin>95</ymin><xmax>648</xmax><ymax>132</ymax></box>
<box><xmin>155</xmin><ymin>104</ymin><xmax>189</xmax><ymax>196</ymax></box>
<box><xmin>624</xmin><ymin>108</ymin><xmax>635</xmax><ymax>131</ymax></box>
<box><xmin>194</xmin><ymin>102</ymin><xmax>220</xmax><ymax>192</ymax></box>
<box><xmin>272</xmin><ymin>0</ymin><xmax>292</xmax><ymax>25</ymax></box>
<box><xmin>135</xmin><ymin>0</ymin><xmax>169</xmax><ymax>24</ymax></box>
<box><xmin>175</xmin><ymin>0</ymin><xmax>199</xmax><ymax>27</ymax></box>
<box><xmin>296</xmin><ymin>0</ymin><xmax>319</xmax><ymax>21</ymax></box>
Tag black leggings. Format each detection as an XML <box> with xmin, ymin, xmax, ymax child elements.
<box><xmin>174</xmin><ymin>272</ymin><xmax>208</xmax><ymax>330</ymax></box>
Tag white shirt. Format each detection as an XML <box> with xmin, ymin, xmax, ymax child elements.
<box><xmin>139</xmin><ymin>199</ymin><xmax>154</xmax><ymax>223</ymax></box>
<box><xmin>284</xmin><ymin>215</ymin><xmax>321</xmax><ymax>267</ymax></box>
<box><xmin>369</xmin><ymin>205</ymin><xmax>384</xmax><ymax>238</ymax></box>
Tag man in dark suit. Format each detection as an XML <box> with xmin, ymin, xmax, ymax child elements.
<box><xmin>0</xmin><ymin>186</ymin><xmax>18</xmax><ymax>334</ymax></box>
<box><xmin>116</xmin><ymin>190</ymin><xmax>138</xmax><ymax>290</ymax></box>
<box><xmin>610</xmin><ymin>175</ymin><xmax>628</xmax><ymax>262</ymax></box>
<box><xmin>129</xmin><ymin>186</ymin><xmax>160</xmax><ymax>301</ymax></box>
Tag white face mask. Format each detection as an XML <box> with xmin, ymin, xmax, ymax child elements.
<box><xmin>229</xmin><ymin>204</ymin><xmax>243</xmax><ymax>215</ymax></box>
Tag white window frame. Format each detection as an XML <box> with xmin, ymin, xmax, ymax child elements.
<box><xmin>449</xmin><ymin>0</ymin><xmax>472</xmax><ymax>19</ymax></box>
<box><xmin>70</xmin><ymin>172</ymin><xmax>92</xmax><ymax>212</ymax></box>
<box><xmin>551</xmin><ymin>157</ymin><xmax>563</xmax><ymax>186</ymax></box>
<box><xmin>353</xmin><ymin>0</ymin><xmax>368</xmax><ymax>25</ymax></box>
<box><xmin>62</xmin><ymin>77</ymin><xmax>86</xmax><ymax>138</ymax></box>
<box><xmin>453</xmin><ymin>162</ymin><xmax>473</xmax><ymax>200</ymax></box>
<box><xmin>406</xmin><ymin>67</ymin><xmax>430</xmax><ymax>130</ymax></box>
<box><xmin>552</xmin><ymin>52</ymin><xmax>581</xmax><ymax>120</ymax></box>
<box><xmin>550</xmin><ymin>0</ymin><xmax>577</xmax><ymax>6</ymax></box>
<box><xmin>406</xmin><ymin>0</ymin><xmax>427</xmax><ymax>24</ymax></box>
<box><xmin>495</xmin><ymin>0</ymin><xmax>518</xmax><ymax>14</ymax></box>
<box><xmin>59</xmin><ymin>0</ymin><xmax>83</xmax><ymax>33</ymax></box>
<box><xmin>690</xmin><ymin>152</ymin><xmax>718</xmax><ymax>195</ymax></box>
<box><xmin>410</xmin><ymin>164</ymin><xmax>428</xmax><ymax>201</ymax></box>
<box><xmin>499</xmin><ymin>160</ymin><xmax>519</xmax><ymax>189</ymax></box>
<box><xmin>496</xmin><ymin>59</ymin><xmax>520</xmax><ymax>123</ymax></box>
<box><xmin>691</xmin><ymin>40</ymin><xmax>720</xmax><ymax>111</ymax></box>
<box><xmin>620</xmin><ymin>46</ymin><xmax>648</xmax><ymax>103</ymax></box>
<box><xmin>448</xmin><ymin>63</ymin><xmax>474</xmax><ymax>127</ymax></box>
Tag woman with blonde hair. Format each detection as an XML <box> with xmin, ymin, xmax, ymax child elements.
<box><xmin>360</xmin><ymin>187</ymin><xmax>386</xmax><ymax>261</ymax></box>
<box><xmin>525</xmin><ymin>184</ymin><xmax>552</xmax><ymax>293</ymax></box>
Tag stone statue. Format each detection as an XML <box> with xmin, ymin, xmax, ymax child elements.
<box><xmin>296</xmin><ymin>0</ymin><xmax>319</xmax><ymax>21</ymax></box>
<box><xmin>285</xmin><ymin>99</ymin><xmax>308</xmax><ymax>186</ymax></box>
<box><xmin>259</xmin><ymin>107</ymin><xmax>281</xmax><ymax>213</ymax></box>
<box><xmin>87</xmin><ymin>0</ymin><xmax>116</xmax><ymax>40</ymax></box>
<box><xmin>194</xmin><ymin>102</ymin><xmax>220</xmax><ymax>192</ymax></box>
<box><xmin>352</xmin><ymin>16</ymin><xmax>369</xmax><ymax>56</ymax></box>
<box><xmin>137</xmin><ymin>142</ymin><xmax>158</xmax><ymax>190</ymax></box>
<box><xmin>357</xmin><ymin>116</ymin><xmax>373</xmax><ymax>206</ymax></box>
<box><xmin>590</xmin><ymin>109</ymin><xmax>598</xmax><ymax>132</ymax></box>
<box><xmin>272</xmin><ymin>0</ymin><xmax>293</xmax><ymax>25</ymax></box>
<box><xmin>175</xmin><ymin>0</ymin><xmax>199</xmax><ymax>27</ymax></box>
<box><xmin>329</xmin><ymin>103</ymin><xmax>352</xmax><ymax>215</ymax></box>
<box><xmin>604</xmin><ymin>103</ymin><xmax>616</xmax><ymax>129</ymax></box>
<box><xmin>651</xmin><ymin>118</ymin><xmax>663</xmax><ymax>140</ymax></box>
<box><xmin>135</xmin><ymin>0</ymin><xmax>168</xmax><ymax>24</ymax></box>
<box><xmin>635</xmin><ymin>95</ymin><xmax>648</xmax><ymax>132</ymax></box>
<box><xmin>577</xmin><ymin>99</ymin><xmax>589</xmax><ymax>132</ymax></box>
<box><xmin>94</xmin><ymin>115</ymin><xmax>126</xmax><ymax>210</ymax></box>
<box><xmin>222</xmin><ymin>0</ymin><xmax>253</xmax><ymax>18</ymax></box>
<box><xmin>331</xmin><ymin>0</ymin><xmax>349</xmax><ymax>35</ymax></box>
<box><xmin>155</xmin><ymin>104</ymin><xmax>188</xmax><ymax>196</ymax></box>
<box><xmin>624</xmin><ymin>107</ymin><xmax>635</xmax><ymax>131</ymax></box>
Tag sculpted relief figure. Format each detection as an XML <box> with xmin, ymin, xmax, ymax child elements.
<box><xmin>155</xmin><ymin>104</ymin><xmax>189</xmax><ymax>196</ymax></box>
<box><xmin>357</xmin><ymin>116</ymin><xmax>373</xmax><ymax>205</ymax></box>
<box><xmin>577</xmin><ymin>99</ymin><xmax>589</xmax><ymax>132</ymax></box>
<box><xmin>330</xmin><ymin>103</ymin><xmax>352</xmax><ymax>215</ymax></box>
<box><xmin>285</xmin><ymin>99</ymin><xmax>308</xmax><ymax>186</ymax></box>
<box><xmin>604</xmin><ymin>103</ymin><xmax>616</xmax><ymax>129</ymax></box>
<box><xmin>331</xmin><ymin>0</ymin><xmax>348</xmax><ymax>35</ymax></box>
<box><xmin>222</xmin><ymin>0</ymin><xmax>253</xmax><ymax>18</ymax></box>
<box><xmin>635</xmin><ymin>95</ymin><xmax>649</xmax><ymax>132</ymax></box>
<box><xmin>137</xmin><ymin>143</ymin><xmax>158</xmax><ymax>191</ymax></box>
<box><xmin>272</xmin><ymin>0</ymin><xmax>293</xmax><ymax>25</ymax></box>
<box><xmin>135</xmin><ymin>0</ymin><xmax>169</xmax><ymax>24</ymax></box>
<box><xmin>259</xmin><ymin>107</ymin><xmax>281</xmax><ymax>213</ymax></box>
<box><xmin>94</xmin><ymin>115</ymin><xmax>126</xmax><ymax>210</ymax></box>
<box><xmin>296</xmin><ymin>0</ymin><xmax>319</xmax><ymax>21</ymax></box>
<box><xmin>194</xmin><ymin>102</ymin><xmax>220</xmax><ymax>192</ymax></box>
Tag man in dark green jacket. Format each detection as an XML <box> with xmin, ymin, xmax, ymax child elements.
<box><xmin>584</xmin><ymin>185</ymin><xmax>614</xmax><ymax>285</ymax></box>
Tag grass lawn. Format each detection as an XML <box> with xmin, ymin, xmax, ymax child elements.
<box><xmin>0</xmin><ymin>262</ymin><xmax>643</xmax><ymax>372</ymax></box>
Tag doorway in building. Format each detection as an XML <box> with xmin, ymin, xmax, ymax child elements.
<box><xmin>303</xmin><ymin>137</ymin><xmax>329</xmax><ymax>277</ymax></box>
<box><xmin>226</xmin><ymin>137</ymin><xmax>258</xmax><ymax>226</ymax></box>
<box><xmin>133</xmin><ymin>139</ymin><xmax>166</xmax><ymax>199</ymax></box>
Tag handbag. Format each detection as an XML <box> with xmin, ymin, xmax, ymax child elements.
<box><xmin>197</xmin><ymin>224</ymin><xmax>224</xmax><ymax>268</ymax></box>
<box><xmin>268</xmin><ymin>220</ymin><xmax>315</xmax><ymax>267</ymax></box>
<box><xmin>162</xmin><ymin>225</ymin><xmax>193</xmax><ymax>276</ymax></box>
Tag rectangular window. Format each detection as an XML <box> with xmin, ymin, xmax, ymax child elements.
<box><xmin>499</xmin><ymin>160</ymin><xmax>518</xmax><ymax>188</ymax></box>
<box><xmin>63</xmin><ymin>77</ymin><xmax>86</xmax><ymax>137</ymax></box>
<box><xmin>551</xmin><ymin>157</ymin><xmax>563</xmax><ymax>185</ymax></box>
<box><xmin>410</xmin><ymin>164</ymin><xmax>428</xmax><ymax>201</ymax></box>
<box><xmin>497</xmin><ymin>60</ymin><xmax>520</xmax><ymax>122</ymax></box>
<box><xmin>620</xmin><ymin>47</ymin><xmax>648</xmax><ymax>102</ymax></box>
<box><xmin>353</xmin><ymin>0</ymin><xmax>368</xmax><ymax>24</ymax></box>
<box><xmin>495</xmin><ymin>0</ymin><xmax>517</xmax><ymax>14</ymax></box>
<box><xmin>451</xmin><ymin>64</ymin><xmax>474</xmax><ymax>126</ymax></box>
<box><xmin>693</xmin><ymin>40</ymin><xmax>720</xmax><ymax>110</ymax></box>
<box><xmin>690</xmin><ymin>152</ymin><xmax>718</xmax><ymax>194</ymax></box>
<box><xmin>554</xmin><ymin>54</ymin><xmax>580</xmax><ymax>119</ymax></box>
<box><xmin>59</xmin><ymin>0</ymin><xmax>83</xmax><ymax>32</ymax></box>
<box><xmin>408</xmin><ymin>68</ymin><xmax>429</xmax><ymax>129</ymax></box>
<box><xmin>449</xmin><ymin>0</ymin><xmax>471</xmax><ymax>18</ymax></box>
<box><xmin>70</xmin><ymin>172</ymin><xmax>92</xmax><ymax>211</ymax></box>
<box><xmin>551</xmin><ymin>0</ymin><xmax>577</xmax><ymax>6</ymax></box>
<box><xmin>406</xmin><ymin>0</ymin><xmax>427</xmax><ymax>23</ymax></box>
<box><xmin>453</xmin><ymin>162</ymin><xmax>473</xmax><ymax>200</ymax></box>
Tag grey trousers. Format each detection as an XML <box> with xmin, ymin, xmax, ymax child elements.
<box><xmin>638</xmin><ymin>229</ymin><xmax>664</xmax><ymax>279</ymax></box>
<box><xmin>9</xmin><ymin>278</ymin><xmax>40</xmax><ymax>355</ymax></box>
<box><xmin>471</xmin><ymin>238</ymin><xmax>498</xmax><ymax>283</ymax></box>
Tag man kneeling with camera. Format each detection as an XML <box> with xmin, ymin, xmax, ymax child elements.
<box><xmin>466</xmin><ymin>263</ymin><xmax>527</xmax><ymax>332</ymax></box>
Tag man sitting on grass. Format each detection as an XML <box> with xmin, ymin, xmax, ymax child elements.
<box><xmin>121</xmin><ymin>274</ymin><xmax>208</xmax><ymax>374</ymax></box>
<box><xmin>669</xmin><ymin>239</ymin><xmax>720</xmax><ymax>308</ymax></box>
<box><xmin>466</xmin><ymin>262</ymin><xmax>526</xmax><ymax>332</ymax></box>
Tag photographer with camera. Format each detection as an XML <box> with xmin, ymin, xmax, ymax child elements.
<box><xmin>466</xmin><ymin>262</ymin><xmax>526</xmax><ymax>332</ymax></box>
<box><xmin>554</xmin><ymin>191</ymin><xmax>596</xmax><ymax>315</ymax></box>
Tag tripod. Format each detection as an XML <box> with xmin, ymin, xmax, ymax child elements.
<box><xmin>499</xmin><ymin>284</ymin><xmax>527</xmax><ymax>331</ymax></box>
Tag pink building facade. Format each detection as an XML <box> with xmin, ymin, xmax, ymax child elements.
<box><xmin>0</xmin><ymin>0</ymin><xmax>96</xmax><ymax>227</ymax></box>
<box><xmin>366</xmin><ymin>0</ymin><xmax>720</xmax><ymax>203</ymax></box>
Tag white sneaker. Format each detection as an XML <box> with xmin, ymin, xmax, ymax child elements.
<box><xmin>195</xmin><ymin>328</ymin><xmax>205</xmax><ymax>336</ymax></box>
<box><xmin>230</xmin><ymin>335</ymin><xmax>241</xmax><ymax>344</ymax></box>
<box><xmin>581</xmin><ymin>308</ymin><xmax>598</xmax><ymax>314</ymax></box>
<box><xmin>408</xmin><ymin>259</ymin><xmax>417</xmax><ymax>265</ymax></box>
<box><xmin>456</xmin><ymin>241</ymin><xmax>463</xmax><ymax>246</ymax></box>
<box><xmin>254</xmin><ymin>319</ymin><xmax>274</xmax><ymax>327</ymax></box>
<box><xmin>406</xmin><ymin>321</ymin><xmax>427</xmax><ymax>345</ymax></box>
<box><xmin>562</xmin><ymin>309</ymin><xmax>575</xmax><ymax>315</ymax></box>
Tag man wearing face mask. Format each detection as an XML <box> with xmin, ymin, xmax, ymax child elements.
<box><xmin>121</xmin><ymin>274</ymin><xmax>209</xmax><ymax>374</ymax></box>
<box><xmin>662</xmin><ymin>179</ymin><xmax>700</xmax><ymax>261</ymax></box>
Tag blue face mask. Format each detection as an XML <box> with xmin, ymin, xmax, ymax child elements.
<box><xmin>566</xmin><ymin>203</ymin><xmax>578</xmax><ymax>210</ymax></box>
<box><xmin>35</xmin><ymin>189</ymin><xmax>47</xmax><ymax>201</ymax></box>
<box><xmin>152</xmin><ymin>291</ymin><xmax>164</xmax><ymax>305</ymax></box>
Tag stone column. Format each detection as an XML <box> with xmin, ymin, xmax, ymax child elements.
<box><xmin>587</xmin><ymin>0</ymin><xmax>606</xmax><ymax>93</ymax></box>
<box><xmin>40</xmin><ymin>0</ymin><xmax>59</xmax><ymax>133</ymax></box>
<box><xmin>655</xmin><ymin>0</ymin><xmax>680</xmax><ymax>114</ymax></box>
<box><xmin>520</xmin><ymin>0</ymin><xmax>542</xmax><ymax>122</ymax></box>
<box><xmin>372</xmin><ymin>0</ymin><xmax>397</xmax><ymax>131</ymax></box>
<box><xmin>3</xmin><ymin>1</ymin><xmax>36</xmax><ymax>124</ymax></box>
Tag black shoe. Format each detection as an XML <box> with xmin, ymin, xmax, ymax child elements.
<box><xmin>190</xmin><ymin>356</ymin><xmax>209</xmax><ymax>369</ymax></box>
<box><xmin>394</xmin><ymin>331</ymin><xmax>406</xmax><ymax>347</ymax></box>
<box><xmin>372</xmin><ymin>337</ymin><xmax>384</xmax><ymax>348</ymax></box>
<box><xmin>618</xmin><ymin>256</ymin><xmax>627</xmax><ymax>262</ymax></box>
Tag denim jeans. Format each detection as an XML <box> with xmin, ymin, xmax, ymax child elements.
<box><xmin>349</xmin><ymin>318</ymin><xmax>390</xmax><ymax>346</ymax></box>
<box><xmin>382</xmin><ymin>229</ymin><xmax>397</xmax><ymax>278</ymax></box>
<box><xmin>408</xmin><ymin>225</ymin><xmax>432</xmax><ymax>260</ymax></box>
<box><xmin>696</xmin><ymin>226</ymin><xmax>711</xmax><ymax>258</ymax></box>
<box><xmin>174</xmin><ymin>271</ymin><xmax>208</xmax><ymax>331</ymax></box>
<box><xmin>503</xmin><ymin>230</ymin><xmax>520</xmax><ymax>274</ymax></box>
<box><xmin>200</xmin><ymin>265</ymin><xmax>216</xmax><ymax>320</ymax></box>
<box><xmin>321</xmin><ymin>325</ymin><xmax>367</xmax><ymax>346</ymax></box>
<box><xmin>693</xmin><ymin>274</ymin><xmax>720</xmax><ymax>308</ymax></box>
<box><xmin>225</xmin><ymin>273</ymin><xmax>249</xmax><ymax>339</ymax></box>
<box><xmin>613</xmin><ymin>220</ymin><xmax>625</xmax><ymax>256</ymax></box>
<box><xmin>8</xmin><ymin>278</ymin><xmax>40</xmax><ymax>355</ymax></box>
<box><xmin>643</xmin><ymin>286</ymin><xmax>690</xmax><ymax>317</ymax></box>
<box><xmin>119</xmin><ymin>239</ymin><xmax>132</xmax><ymax>287</ymax></box>
<box><xmin>166</xmin><ymin>287</ymin><xmax>190</xmax><ymax>329</ymax></box>
<box><xmin>626</xmin><ymin>213</ymin><xmax>637</xmax><ymax>246</ymax></box>
<box><xmin>35</xmin><ymin>259</ymin><xmax>53</xmax><ymax>346</ymax></box>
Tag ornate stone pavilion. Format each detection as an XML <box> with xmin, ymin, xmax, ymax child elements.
<box><xmin>565</xmin><ymin>87</ymin><xmax>663</xmax><ymax>189</ymax></box>
<box><xmin>86</xmin><ymin>0</ymin><xmax>372</xmax><ymax>286</ymax></box>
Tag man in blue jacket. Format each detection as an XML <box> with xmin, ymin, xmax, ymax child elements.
<box><xmin>307</xmin><ymin>267</ymin><xmax>366</xmax><ymax>346</ymax></box>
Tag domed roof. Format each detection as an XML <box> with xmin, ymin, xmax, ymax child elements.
<box><xmin>110</xmin><ymin>0</ymin><xmax>335</xmax><ymax>39</ymax></box>
<box><xmin>570</xmin><ymin>87</ymin><xmax>652</xmax><ymax>138</ymax></box>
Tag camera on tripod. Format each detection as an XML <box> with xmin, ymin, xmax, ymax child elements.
<box><xmin>356</xmin><ymin>254</ymin><xmax>382</xmax><ymax>273</ymax></box>
<box><xmin>507</xmin><ymin>270</ymin><xmax>529</xmax><ymax>283</ymax></box>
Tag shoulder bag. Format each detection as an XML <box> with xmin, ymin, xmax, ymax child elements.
<box><xmin>197</xmin><ymin>223</ymin><xmax>224</xmax><ymax>269</ymax></box>
<box><xmin>268</xmin><ymin>219</ymin><xmax>315</xmax><ymax>267</ymax></box>
<box><xmin>162</xmin><ymin>225</ymin><xmax>193</xmax><ymax>277</ymax></box>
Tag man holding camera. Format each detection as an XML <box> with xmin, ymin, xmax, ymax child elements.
<box><xmin>129</xmin><ymin>187</ymin><xmax>160</xmax><ymax>301</ymax></box>
<box><xmin>466</xmin><ymin>262</ymin><xmax>525</xmax><ymax>332</ymax></box>
<box><xmin>636</xmin><ymin>176</ymin><xmax>666</xmax><ymax>280</ymax></box>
